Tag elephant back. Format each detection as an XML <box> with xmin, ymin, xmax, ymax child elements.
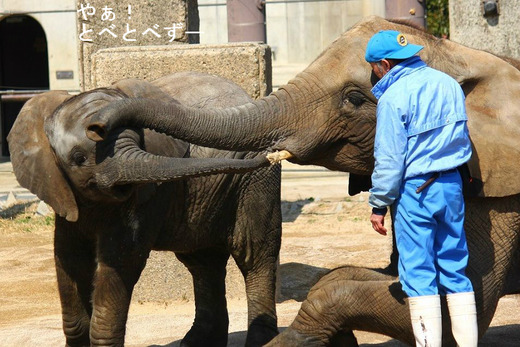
<box><xmin>152</xmin><ymin>71</ymin><xmax>253</xmax><ymax>108</ymax></box>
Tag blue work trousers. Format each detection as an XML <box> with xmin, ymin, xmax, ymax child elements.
<box><xmin>393</xmin><ymin>169</ymin><xmax>474</xmax><ymax>297</ymax></box>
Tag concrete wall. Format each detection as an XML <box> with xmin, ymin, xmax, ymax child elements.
<box><xmin>450</xmin><ymin>0</ymin><xmax>520</xmax><ymax>59</ymax></box>
<box><xmin>77</xmin><ymin>0</ymin><xmax>198</xmax><ymax>91</ymax></box>
<box><xmin>91</xmin><ymin>43</ymin><xmax>272</xmax><ymax>99</ymax></box>
<box><xmin>0</xmin><ymin>0</ymin><xmax>80</xmax><ymax>91</ymax></box>
<box><xmin>199</xmin><ymin>0</ymin><xmax>385</xmax><ymax>65</ymax></box>
<box><xmin>1</xmin><ymin>0</ymin><xmax>388</xmax><ymax>93</ymax></box>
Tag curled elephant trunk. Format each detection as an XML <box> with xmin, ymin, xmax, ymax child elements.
<box><xmin>85</xmin><ymin>86</ymin><xmax>298</xmax><ymax>155</ymax></box>
<box><xmin>95</xmin><ymin>133</ymin><xmax>270</xmax><ymax>189</ymax></box>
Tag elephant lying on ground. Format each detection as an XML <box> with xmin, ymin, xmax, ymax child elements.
<box><xmin>87</xmin><ymin>16</ymin><xmax>520</xmax><ymax>345</ymax></box>
<box><xmin>8</xmin><ymin>72</ymin><xmax>281</xmax><ymax>347</ymax></box>
<box><xmin>265</xmin><ymin>192</ymin><xmax>520</xmax><ymax>346</ymax></box>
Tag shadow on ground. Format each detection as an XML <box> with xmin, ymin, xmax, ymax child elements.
<box><xmin>281</xmin><ymin>199</ymin><xmax>313</xmax><ymax>222</ymax></box>
<box><xmin>0</xmin><ymin>201</ymin><xmax>35</xmax><ymax>218</ymax></box>
<box><xmin>277</xmin><ymin>262</ymin><xmax>329</xmax><ymax>302</ymax></box>
<box><xmin>153</xmin><ymin>324</ymin><xmax>520</xmax><ymax>347</ymax></box>
<box><xmin>478</xmin><ymin>324</ymin><xmax>520</xmax><ymax>346</ymax></box>
<box><xmin>151</xmin><ymin>329</ymin><xmax>406</xmax><ymax>347</ymax></box>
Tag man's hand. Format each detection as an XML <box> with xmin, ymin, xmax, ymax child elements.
<box><xmin>370</xmin><ymin>213</ymin><xmax>387</xmax><ymax>236</ymax></box>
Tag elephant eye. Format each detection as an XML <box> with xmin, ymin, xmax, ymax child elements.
<box><xmin>72</xmin><ymin>151</ymin><xmax>87</xmax><ymax>166</ymax></box>
<box><xmin>343</xmin><ymin>91</ymin><xmax>365</xmax><ymax>107</ymax></box>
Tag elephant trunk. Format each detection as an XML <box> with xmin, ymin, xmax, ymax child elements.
<box><xmin>267</xmin><ymin>267</ymin><xmax>414</xmax><ymax>346</ymax></box>
<box><xmin>86</xmin><ymin>86</ymin><xmax>299</xmax><ymax>154</ymax></box>
<box><xmin>95</xmin><ymin>131</ymin><xmax>269</xmax><ymax>188</ymax></box>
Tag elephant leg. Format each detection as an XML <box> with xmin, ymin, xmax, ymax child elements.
<box><xmin>232</xmin><ymin>180</ymin><xmax>281</xmax><ymax>346</ymax></box>
<box><xmin>54</xmin><ymin>223</ymin><xmax>96</xmax><ymax>347</ymax></box>
<box><xmin>235</xmin><ymin>253</ymin><xmax>279</xmax><ymax>346</ymax></box>
<box><xmin>266</xmin><ymin>266</ymin><xmax>415</xmax><ymax>346</ymax></box>
<box><xmin>90</xmin><ymin>236</ymin><xmax>149</xmax><ymax>346</ymax></box>
<box><xmin>385</xmin><ymin>216</ymin><xmax>399</xmax><ymax>276</ymax></box>
<box><xmin>231</xmin><ymin>228</ymin><xmax>280</xmax><ymax>346</ymax></box>
<box><xmin>176</xmin><ymin>249</ymin><xmax>230</xmax><ymax>347</ymax></box>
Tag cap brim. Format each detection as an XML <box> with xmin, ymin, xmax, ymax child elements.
<box><xmin>387</xmin><ymin>44</ymin><xmax>423</xmax><ymax>60</ymax></box>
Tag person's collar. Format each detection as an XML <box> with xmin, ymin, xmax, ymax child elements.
<box><xmin>371</xmin><ymin>56</ymin><xmax>426</xmax><ymax>100</ymax></box>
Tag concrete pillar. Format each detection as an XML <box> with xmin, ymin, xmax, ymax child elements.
<box><xmin>227</xmin><ymin>0</ymin><xmax>266</xmax><ymax>42</ymax></box>
<box><xmin>363</xmin><ymin>0</ymin><xmax>386</xmax><ymax>17</ymax></box>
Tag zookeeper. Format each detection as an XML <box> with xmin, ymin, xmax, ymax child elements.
<box><xmin>365</xmin><ymin>30</ymin><xmax>478</xmax><ymax>347</ymax></box>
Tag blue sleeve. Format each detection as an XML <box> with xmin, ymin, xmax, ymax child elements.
<box><xmin>369</xmin><ymin>99</ymin><xmax>407</xmax><ymax>209</ymax></box>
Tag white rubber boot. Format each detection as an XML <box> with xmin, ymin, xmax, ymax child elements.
<box><xmin>446</xmin><ymin>291</ymin><xmax>478</xmax><ymax>347</ymax></box>
<box><xmin>408</xmin><ymin>294</ymin><xmax>442</xmax><ymax>347</ymax></box>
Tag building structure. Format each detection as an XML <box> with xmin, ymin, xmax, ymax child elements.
<box><xmin>199</xmin><ymin>0</ymin><xmax>385</xmax><ymax>64</ymax></box>
<box><xmin>4</xmin><ymin>1</ymin><xmax>516</xmax><ymax>156</ymax></box>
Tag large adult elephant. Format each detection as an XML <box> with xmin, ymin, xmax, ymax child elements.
<box><xmin>8</xmin><ymin>72</ymin><xmax>281</xmax><ymax>347</ymax></box>
<box><xmin>87</xmin><ymin>16</ymin><xmax>520</xmax><ymax>345</ymax></box>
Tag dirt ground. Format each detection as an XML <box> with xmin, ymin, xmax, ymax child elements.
<box><xmin>0</xmin><ymin>163</ymin><xmax>518</xmax><ymax>346</ymax></box>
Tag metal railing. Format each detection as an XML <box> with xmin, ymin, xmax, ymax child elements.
<box><xmin>0</xmin><ymin>90</ymin><xmax>49</xmax><ymax>103</ymax></box>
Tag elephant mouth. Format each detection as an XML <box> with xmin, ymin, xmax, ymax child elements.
<box><xmin>288</xmin><ymin>139</ymin><xmax>373</xmax><ymax>174</ymax></box>
<box><xmin>266</xmin><ymin>150</ymin><xmax>294</xmax><ymax>165</ymax></box>
<box><xmin>110</xmin><ymin>183</ymin><xmax>134</xmax><ymax>201</ymax></box>
<box><xmin>88</xmin><ymin>176</ymin><xmax>134</xmax><ymax>202</ymax></box>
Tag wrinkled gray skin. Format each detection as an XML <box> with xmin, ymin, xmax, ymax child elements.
<box><xmin>86</xmin><ymin>16</ymin><xmax>520</xmax><ymax>345</ymax></box>
<box><xmin>8</xmin><ymin>72</ymin><xmax>280</xmax><ymax>347</ymax></box>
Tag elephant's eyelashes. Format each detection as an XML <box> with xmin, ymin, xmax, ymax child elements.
<box><xmin>343</xmin><ymin>91</ymin><xmax>366</xmax><ymax>107</ymax></box>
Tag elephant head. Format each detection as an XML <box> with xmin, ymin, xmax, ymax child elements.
<box><xmin>8</xmin><ymin>81</ymin><xmax>269</xmax><ymax>222</ymax></box>
<box><xmin>87</xmin><ymin>16</ymin><xmax>520</xmax><ymax>198</ymax></box>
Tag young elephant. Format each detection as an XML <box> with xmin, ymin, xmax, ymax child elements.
<box><xmin>7</xmin><ymin>72</ymin><xmax>280</xmax><ymax>347</ymax></box>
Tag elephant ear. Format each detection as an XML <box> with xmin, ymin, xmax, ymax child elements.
<box><xmin>436</xmin><ymin>42</ymin><xmax>520</xmax><ymax>197</ymax></box>
<box><xmin>7</xmin><ymin>91</ymin><xmax>78</xmax><ymax>221</ymax></box>
<box><xmin>386</xmin><ymin>18</ymin><xmax>520</xmax><ymax>197</ymax></box>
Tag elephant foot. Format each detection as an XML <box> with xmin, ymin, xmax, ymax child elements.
<box><xmin>64</xmin><ymin>332</ymin><xmax>91</xmax><ymax>347</ymax></box>
<box><xmin>65</xmin><ymin>343</ymin><xmax>89</xmax><ymax>347</ymax></box>
<box><xmin>245</xmin><ymin>315</ymin><xmax>279</xmax><ymax>347</ymax></box>
<box><xmin>180</xmin><ymin>324</ymin><xmax>228</xmax><ymax>347</ymax></box>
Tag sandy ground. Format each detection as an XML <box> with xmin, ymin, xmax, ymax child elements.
<box><xmin>0</xmin><ymin>163</ymin><xmax>518</xmax><ymax>346</ymax></box>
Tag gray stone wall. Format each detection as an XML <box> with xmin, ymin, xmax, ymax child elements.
<box><xmin>450</xmin><ymin>0</ymin><xmax>520</xmax><ymax>59</ymax></box>
<box><xmin>91</xmin><ymin>43</ymin><xmax>272</xmax><ymax>99</ymax></box>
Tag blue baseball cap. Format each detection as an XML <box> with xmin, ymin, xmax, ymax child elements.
<box><xmin>365</xmin><ymin>30</ymin><xmax>423</xmax><ymax>62</ymax></box>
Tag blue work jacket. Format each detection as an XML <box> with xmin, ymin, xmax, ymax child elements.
<box><xmin>368</xmin><ymin>56</ymin><xmax>472</xmax><ymax>210</ymax></box>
